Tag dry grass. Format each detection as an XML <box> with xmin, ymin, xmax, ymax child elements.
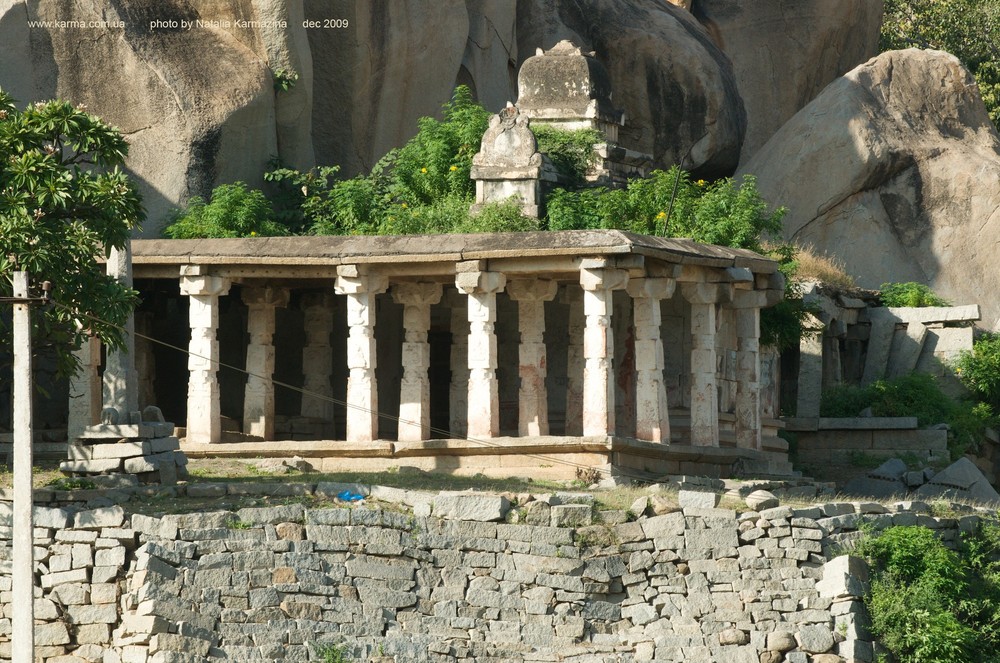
<box><xmin>791</xmin><ymin>244</ymin><xmax>856</xmax><ymax>288</ymax></box>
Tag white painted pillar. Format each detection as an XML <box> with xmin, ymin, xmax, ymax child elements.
<box><xmin>336</xmin><ymin>266</ymin><xmax>389</xmax><ymax>443</ymax></box>
<box><xmin>299</xmin><ymin>291</ymin><xmax>335</xmax><ymax>421</ymax></box>
<box><xmin>392</xmin><ymin>282</ymin><xmax>443</xmax><ymax>441</ymax></box>
<box><xmin>507</xmin><ymin>279</ymin><xmax>558</xmax><ymax>437</ymax></box>
<box><xmin>103</xmin><ymin>241</ymin><xmax>138</xmax><ymax>415</ymax></box>
<box><xmin>681</xmin><ymin>282</ymin><xmax>730</xmax><ymax>447</ymax></box>
<box><xmin>579</xmin><ymin>267</ymin><xmax>629</xmax><ymax>437</ymax></box>
<box><xmin>456</xmin><ymin>263</ymin><xmax>506</xmax><ymax>438</ymax></box>
<box><xmin>562</xmin><ymin>286</ymin><xmax>585</xmax><ymax>436</ymax></box>
<box><xmin>733</xmin><ymin>291</ymin><xmax>765</xmax><ymax>450</ymax></box>
<box><xmin>67</xmin><ymin>334</ymin><xmax>101</xmax><ymax>442</ymax></box>
<box><xmin>626</xmin><ymin>277</ymin><xmax>675</xmax><ymax>442</ymax></box>
<box><xmin>180</xmin><ymin>268</ymin><xmax>231</xmax><ymax>444</ymax></box>
<box><xmin>242</xmin><ymin>287</ymin><xmax>289</xmax><ymax>440</ymax></box>
<box><xmin>448</xmin><ymin>290</ymin><xmax>469</xmax><ymax>439</ymax></box>
<box><xmin>11</xmin><ymin>271</ymin><xmax>34</xmax><ymax>663</ymax></box>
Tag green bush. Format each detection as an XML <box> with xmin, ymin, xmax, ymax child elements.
<box><xmin>532</xmin><ymin>125</ymin><xmax>602</xmax><ymax>184</ymax></box>
<box><xmin>880</xmin><ymin>282</ymin><xmax>949</xmax><ymax>307</ymax></box>
<box><xmin>956</xmin><ymin>333</ymin><xmax>1000</xmax><ymax>408</ymax></box>
<box><xmin>857</xmin><ymin>524</ymin><xmax>1000</xmax><ymax>663</ymax></box>
<box><xmin>163</xmin><ymin>182</ymin><xmax>290</xmax><ymax>238</ymax></box>
<box><xmin>819</xmin><ymin>373</ymin><xmax>993</xmax><ymax>459</ymax></box>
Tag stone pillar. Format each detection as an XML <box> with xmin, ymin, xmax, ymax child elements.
<box><xmin>796</xmin><ymin>316</ymin><xmax>824</xmax><ymax>418</ymax></box>
<box><xmin>579</xmin><ymin>267</ymin><xmax>629</xmax><ymax>437</ymax></box>
<box><xmin>180</xmin><ymin>268</ymin><xmax>231</xmax><ymax>444</ymax></box>
<box><xmin>448</xmin><ymin>290</ymin><xmax>469</xmax><ymax>439</ymax></box>
<box><xmin>507</xmin><ymin>279</ymin><xmax>558</xmax><ymax>436</ymax></box>
<box><xmin>562</xmin><ymin>286</ymin><xmax>585</xmax><ymax>436</ymax></box>
<box><xmin>626</xmin><ymin>278</ymin><xmax>676</xmax><ymax>442</ymax></box>
<box><xmin>392</xmin><ymin>282</ymin><xmax>443</xmax><ymax>441</ymax></box>
<box><xmin>336</xmin><ymin>266</ymin><xmax>389</xmax><ymax>443</ymax></box>
<box><xmin>67</xmin><ymin>335</ymin><xmax>101</xmax><ymax>442</ymax></box>
<box><xmin>103</xmin><ymin>242</ymin><xmax>138</xmax><ymax>414</ymax></box>
<box><xmin>300</xmin><ymin>292</ymin><xmax>335</xmax><ymax>421</ymax></box>
<box><xmin>242</xmin><ymin>287</ymin><xmax>289</xmax><ymax>440</ymax></box>
<box><xmin>733</xmin><ymin>291</ymin><xmax>766</xmax><ymax>451</ymax></box>
<box><xmin>456</xmin><ymin>263</ymin><xmax>506</xmax><ymax>438</ymax></box>
<box><xmin>681</xmin><ymin>282</ymin><xmax>729</xmax><ymax>447</ymax></box>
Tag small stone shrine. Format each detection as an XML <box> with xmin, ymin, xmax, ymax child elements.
<box><xmin>470</xmin><ymin>103</ymin><xmax>556</xmax><ymax>218</ymax></box>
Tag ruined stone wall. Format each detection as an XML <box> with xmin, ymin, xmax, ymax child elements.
<box><xmin>6</xmin><ymin>489</ymin><xmax>994</xmax><ymax>662</ymax></box>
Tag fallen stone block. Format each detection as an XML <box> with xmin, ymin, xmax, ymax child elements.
<box><xmin>433</xmin><ymin>494</ymin><xmax>510</xmax><ymax>522</ymax></box>
<box><xmin>550</xmin><ymin>504</ymin><xmax>592</xmax><ymax>528</ymax></box>
<box><xmin>745</xmin><ymin>490</ymin><xmax>779</xmax><ymax>511</ymax></box>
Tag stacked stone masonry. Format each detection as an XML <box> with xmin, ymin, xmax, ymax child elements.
<box><xmin>2</xmin><ymin>487</ymin><xmax>996</xmax><ymax>663</ymax></box>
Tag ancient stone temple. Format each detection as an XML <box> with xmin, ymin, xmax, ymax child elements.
<box><xmin>81</xmin><ymin>230</ymin><xmax>791</xmax><ymax>479</ymax></box>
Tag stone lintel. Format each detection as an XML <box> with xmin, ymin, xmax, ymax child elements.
<box><xmin>456</xmin><ymin>270</ymin><xmax>506</xmax><ymax>295</ymax></box>
<box><xmin>725</xmin><ymin>267</ymin><xmax>754</xmax><ymax>283</ymax></box>
<box><xmin>335</xmin><ymin>266</ymin><xmax>388</xmax><ymax>295</ymax></box>
<box><xmin>180</xmin><ymin>275</ymin><xmax>231</xmax><ymax>298</ymax></box>
<box><xmin>456</xmin><ymin>260</ymin><xmax>488</xmax><ymax>273</ymax></box>
<box><xmin>391</xmin><ymin>282</ymin><xmax>444</xmax><ymax>307</ymax></box>
<box><xmin>626</xmin><ymin>277</ymin><xmax>675</xmax><ymax>300</ymax></box>
<box><xmin>730</xmin><ymin>290</ymin><xmax>770</xmax><ymax>309</ymax></box>
<box><xmin>580</xmin><ymin>267</ymin><xmax>629</xmax><ymax>292</ymax></box>
<box><xmin>241</xmin><ymin>286</ymin><xmax>290</xmax><ymax>308</ymax></box>
<box><xmin>179</xmin><ymin>265</ymin><xmax>208</xmax><ymax>277</ymax></box>
<box><xmin>507</xmin><ymin>279</ymin><xmax>558</xmax><ymax>302</ymax></box>
<box><xmin>681</xmin><ymin>282</ymin><xmax>732</xmax><ymax>305</ymax></box>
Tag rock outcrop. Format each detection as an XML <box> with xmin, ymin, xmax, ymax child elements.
<box><xmin>741</xmin><ymin>49</ymin><xmax>1000</xmax><ymax>328</ymax></box>
<box><xmin>695</xmin><ymin>0</ymin><xmax>883</xmax><ymax>165</ymax></box>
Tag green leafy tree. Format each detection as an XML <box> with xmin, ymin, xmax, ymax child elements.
<box><xmin>163</xmin><ymin>181</ymin><xmax>289</xmax><ymax>239</ymax></box>
<box><xmin>881</xmin><ymin>0</ymin><xmax>1000</xmax><ymax>127</ymax></box>
<box><xmin>0</xmin><ymin>90</ymin><xmax>143</xmax><ymax>375</ymax></box>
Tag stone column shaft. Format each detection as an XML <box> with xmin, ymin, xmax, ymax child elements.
<box><xmin>300</xmin><ymin>292</ymin><xmax>335</xmax><ymax>421</ymax></box>
<box><xmin>180</xmin><ymin>271</ymin><xmax>231</xmax><ymax>444</ymax></box>
<box><xmin>392</xmin><ymin>283</ymin><xmax>443</xmax><ymax>441</ymax></box>
<box><xmin>580</xmin><ymin>268</ymin><xmax>629</xmax><ymax>437</ymax></box>
<box><xmin>103</xmin><ymin>242</ymin><xmax>138</xmax><ymax>415</ymax></box>
<box><xmin>336</xmin><ymin>266</ymin><xmax>389</xmax><ymax>443</ymax></box>
<box><xmin>67</xmin><ymin>335</ymin><xmax>101</xmax><ymax>442</ymax></box>
<box><xmin>562</xmin><ymin>286</ymin><xmax>585</xmax><ymax>435</ymax></box>
<box><xmin>243</xmin><ymin>287</ymin><xmax>289</xmax><ymax>440</ymax></box>
<box><xmin>508</xmin><ymin>279</ymin><xmax>558</xmax><ymax>437</ymax></box>
<box><xmin>627</xmin><ymin>278</ymin><xmax>675</xmax><ymax>442</ymax></box>
<box><xmin>734</xmin><ymin>291</ymin><xmax>765</xmax><ymax>450</ymax></box>
<box><xmin>456</xmin><ymin>265</ymin><xmax>506</xmax><ymax>438</ymax></box>
<box><xmin>682</xmin><ymin>282</ymin><xmax>729</xmax><ymax>447</ymax></box>
<box><xmin>448</xmin><ymin>291</ymin><xmax>469</xmax><ymax>439</ymax></box>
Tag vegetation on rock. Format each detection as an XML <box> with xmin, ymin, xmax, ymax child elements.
<box><xmin>879</xmin><ymin>281</ymin><xmax>949</xmax><ymax>308</ymax></box>
<box><xmin>856</xmin><ymin>523</ymin><xmax>1000</xmax><ymax>663</ymax></box>
<box><xmin>163</xmin><ymin>182</ymin><xmax>290</xmax><ymax>239</ymax></box>
<box><xmin>881</xmin><ymin>0</ymin><xmax>1000</xmax><ymax>128</ymax></box>
<box><xmin>0</xmin><ymin>89</ymin><xmax>142</xmax><ymax>376</ymax></box>
<box><xmin>956</xmin><ymin>333</ymin><xmax>1000</xmax><ymax>409</ymax></box>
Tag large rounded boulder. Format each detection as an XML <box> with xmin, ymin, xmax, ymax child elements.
<box><xmin>741</xmin><ymin>49</ymin><xmax>1000</xmax><ymax>327</ymax></box>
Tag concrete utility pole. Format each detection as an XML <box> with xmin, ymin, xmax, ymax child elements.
<box><xmin>11</xmin><ymin>270</ymin><xmax>35</xmax><ymax>663</ymax></box>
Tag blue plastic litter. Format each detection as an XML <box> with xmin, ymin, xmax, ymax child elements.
<box><xmin>337</xmin><ymin>490</ymin><xmax>364</xmax><ymax>502</ymax></box>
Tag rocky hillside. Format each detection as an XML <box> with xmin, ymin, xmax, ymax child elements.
<box><xmin>3</xmin><ymin>0</ymin><xmax>998</xmax><ymax>325</ymax></box>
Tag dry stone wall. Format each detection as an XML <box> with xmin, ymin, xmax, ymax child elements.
<box><xmin>1</xmin><ymin>490</ymin><xmax>996</xmax><ymax>663</ymax></box>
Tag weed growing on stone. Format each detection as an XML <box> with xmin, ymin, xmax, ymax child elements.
<box><xmin>312</xmin><ymin>642</ymin><xmax>351</xmax><ymax>663</ymax></box>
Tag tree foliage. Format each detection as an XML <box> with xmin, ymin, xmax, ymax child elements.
<box><xmin>0</xmin><ymin>90</ymin><xmax>143</xmax><ymax>375</ymax></box>
<box><xmin>881</xmin><ymin>0</ymin><xmax>1000</xmax><ymax>127</ymax></box>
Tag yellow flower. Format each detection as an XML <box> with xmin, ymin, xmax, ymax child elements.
<box><xmin>449</xmin><ymin>165</ymin><xmax>458</xmax><ymax>171</ymax></box>
<box><xmin>656</xmin><ymin>211</ymin><xmax>666</xmax><ymax>219</ymax></box>
<box><xmin>420</xmin><ymin>167</ymin><xmax>428</xmax><ymax>173</ymax></box>
<box><xmin>696</xmin><ymin>179</ymin><xmax>707</xmax><ymax>186</ymax></box>
<box><xmin>249</xmin><ymin>231</ymin><xmax>257</xmax><ymax>237</ymax></box>
<box><xmin>401</xmin><ymin>203</ymin><xmax>408</xmax><ymax>208</ymax></box>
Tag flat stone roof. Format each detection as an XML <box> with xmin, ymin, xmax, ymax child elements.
<box><xmin>131</xmin><ymin>230</ymin><xmax>779</xmax><ymax>274</ymax></box>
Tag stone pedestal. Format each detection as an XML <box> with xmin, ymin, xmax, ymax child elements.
<box><xmin>508</xmin><ymin>279</ymin><xmax>558</xmax><ymax>436</ymax></box>
<box><xmin>300</xmin><ymin>292</ymin><xmax>335</xmax><ymax>422</ymax></box>
<box><xmin>627</xmin><ymin>278</ymin><xmax>675</xmax><ymax>442</ymax></box>
<box><xmin>242</xmin><ymin>287</ymin><xmax>289</xmax><ymax>440</ymax></box>
<box><xmin>734</xmin><ymin>291</ymin><xmax>766</xmax><ymax>451</ymax></box>
<box><xmin>103</xmin><ymin>242</ymin><xmax>138</xmax><ymax>413</ymax></box>
<box><xmin>456</xmin><ymin>264</ymin><xmax>506</xmax><ymax>438</ymax></box>
<box><xmin>336</xmin><ymin>266</ymin><xmax>389</xmax><ymax>443</ymax></box>
<box><xmin>579</xmin><ymin>268</ymin><xmax>629</xmax><ymax>437</ymax></box>
<box><xmin>392</xmin><ymin>283</ymin><xmax>443</xmax><ymax>441</ymax></box>
<box><xmin>67</xmin><ymin>335</ymin><xmax>101</xmax><ymax>443</ymax></box>
<box><xmin>682</xmin><ymin>282</ymin><xmax>729</xmax><ymax>447</ymax></box>
<box><xmin>180</xmin><ymin>269</ymin><xmax>231</xmax><ymax>444</ymax></box>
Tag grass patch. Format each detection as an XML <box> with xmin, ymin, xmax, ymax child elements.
<box><xmin>791</xmin><ymin>244</ymin><xmax>856</xmax><ymax>288</ymax></box>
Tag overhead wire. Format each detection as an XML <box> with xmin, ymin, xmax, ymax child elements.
<box><xmin>51</xmin><ymin>299</ymin><xmax>662</xmax><ymax>484</ymax></box>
